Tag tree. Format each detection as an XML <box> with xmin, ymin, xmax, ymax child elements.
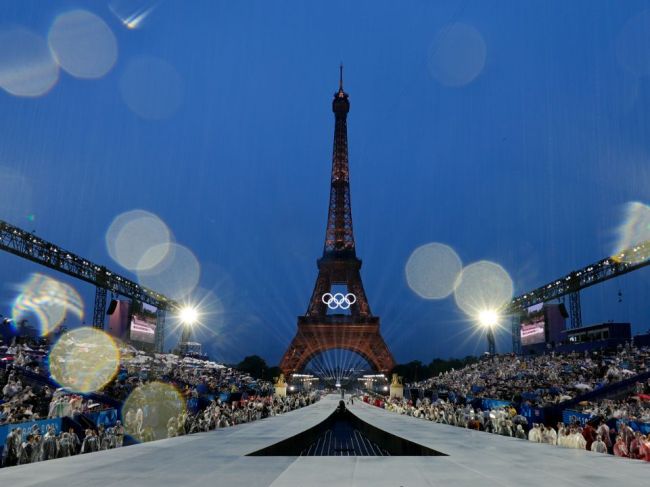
<box><xmin>392</xmin><ymin>356</ymin><xmax>481</xmax><ymax>383</ymax></box>
<box><xmin>392</xmin><ymin>360</ymin><xmax>425</xmax><ymax>383</ymax></box>
<box><xmin>236</xmin><ymin>355</ymin><xmax>268</xmax><ymax>380</ymax></box>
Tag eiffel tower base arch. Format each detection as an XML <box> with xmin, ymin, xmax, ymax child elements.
<box><xmin>279</xmin><ymin>318</ymin><xmax>395</xmax><ymax>376</ymax></box>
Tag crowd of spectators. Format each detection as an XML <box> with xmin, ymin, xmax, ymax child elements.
<box><xmin>408</xmin><ymin>346</ymin><xmax>650</xmax><ymax>407</ymax></box>
<box><xmin>1</xmin><ymin>423</ymin><xmax>122</xmax><ymax>466</ymax></box>
<box><xmin>1</xmin><ymin>339</ymin><xmax>320</xmax><ymax>468</ymax></box>
<box><xmin>574</xmin><ymin>394</ymin><xmax>650</xmax><ymax>424</ymax></box>
<box><xmin>372</xmin><ymin>396</ymin><xmax>650</xmax><ymax>461</ymax></box>
<box><xmin>1</xmin><ymin>343</ymin><xmax>113</xmax><ymax>426</ymax></box>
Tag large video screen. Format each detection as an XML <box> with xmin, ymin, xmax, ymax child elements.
<box><xmin>520</xmin><ymin>304</ymin><xmax>546</xmax><ymax>346</ymax></box>
<box><xmin>130</xmin><ymin>302</ymin><xmax>158</xmax><ymax>344</ymax></box>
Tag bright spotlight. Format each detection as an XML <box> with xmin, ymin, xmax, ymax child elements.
<box><xmin>289</xmin><ymin>385</ymin><xmax>295</xmax><ymax>391</ymax></box>
<box><xmin>478</xmin><ymin>309</ymin><xmax>498</xmax><ymax>328</ymax></box>
<box><xmin>335</xmin><ymin>382</ymin><xmax>341</xmax><ymax>388</ymax></box>
<box><xmin>179</xmin><ymin>306</ymin><xmax>199</xmax><ymax>325</ymax></box>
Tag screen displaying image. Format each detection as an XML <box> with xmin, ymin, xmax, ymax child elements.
<box><xmin>130</xmin><ymin>302</ymin><xmax>158</xmax><ymax>344</ymax></box>
<box><xmin>520</xmin><ymin>304</ymin><xmax>546</xmax><ymax>346</ymax></box>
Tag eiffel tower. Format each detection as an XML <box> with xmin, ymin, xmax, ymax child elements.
<box><xmin>279</xmin><ymin>68</ymin><xmax>395</xmax><ymax>376</ymax></box>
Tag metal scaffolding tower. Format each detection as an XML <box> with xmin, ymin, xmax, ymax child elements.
<box><xmin>0</xmin><ymin>219</ymin><xmax>178</xmax><ymax>351</ymax></box>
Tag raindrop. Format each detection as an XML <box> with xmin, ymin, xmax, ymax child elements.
<box><xmin>428</xmin><ymin>23</ymin><xmax>486</xmax><ymax>87</ymax></box>
<box><xmin>122</xmin><ymin>382</ymin><xmax>186</xmax><ymax>441</ymax></box>
<box><xmin>49</xmin><ymin>10</ymin><xmax>118</xmax><ymax>79</ymax></box>
<box><xmin>106</xmin><ymin>210</ymin><xmax>172</xmax><ymax>272</ymax></box>
<box><xmin>0</xmin><ymin>28</ymin><xmax>59</xmax><ymax>97</ymax></box>
<box><xmin>12</xmin><ymin>273</ymin><xmax>83</xmax><ymax>336</ymax></box>
<box><xmin>405</xmin><ymin>243</ymin><xmax>462</xmax><ymax>299</ymax></box>
<box><xmin>119</xmin><ymin>57</ymin><xmax>184</xmax><ymax>120</ymax></box>
<box><xmin>137</xmin><ymin>243</ymin><xmax>200</xmax><ymax>300</ymax></box>
<box><xmin>454</xmin><ymin>260</ymin><xmax>513</xmax><ymax>317</ymax></box>
<box><xmin>49</xmin><ymin>327</ymin><xmax>120</xmax><ymax>393</ymax></box>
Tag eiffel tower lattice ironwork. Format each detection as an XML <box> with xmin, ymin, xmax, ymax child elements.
<box><xmin>279</xmin><ymin>68</ymin><xmax>395</xmax><ymax>376</ymax></box>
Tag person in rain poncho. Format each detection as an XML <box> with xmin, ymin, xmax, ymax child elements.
<box><xmin>556</xmin><ymin>423</ymin><xmax>565</xmax><ymax>444</ymax></box>
<box><xmin>167</xmin><ymin>416</ymin><xmax>177</xmax><ymax>438</ymax></box>
<box><xmin>528</xmin><ymin>424</ymin><xmax>542</xmax><ymax>442</ymax></box>
<box><xmin>499</xmin><ymin>419</ymin><xmax>512</xmax><ymax>436</ymax></box>
<box><xmin>596</xmin><ymin>420</ymin><xmax>611</xmax><ymax>452</ymax></box>
<box><xmin>135</xmin><ymin>407</ymin><xmax>144</xmax><ymax>435</ymax></box>
<box><xmin>58</xmin><ymin>433</ymin><xmax>74</xmax><ymax>458</ymax></box>
<box><xmin>640</xmin><ymin>434</ymin><xmax>650</xmax><ymax>461</ymax></box>
<box><xmin>41</xmin><ymin>425</ymin><xmax>58</xmax><ymax>461</ymax></box>
<box><xmin>571</xmin><ymin>427</ymin><xmax>587</xmax><ymax>450</ymax></box>
<box><xmin>17</xmin><ymin>434</ymin><xmax>34</xmax><ymax>465</ymax></box>
<box><xmin>557</xmin><ymin>428</ymin><xmax>571</xmax><ymax>448</ymax></box>
<box><xmin>543</xmin><ymin>425</ymin><xmax>557</xmax><ymax>445</ymax></box>
<box><xmin>68</xmin><ymin>427</ymin><xmax>80</xmax><ymax>454</ymax></box>
<box><xmin>30</xmin><ymin>433</ymin><xmax>42</xmax><ymax>464</ymax></box>
<box><xmin>114</xmin><ymin>420</ymin><xmax>125</xmax><ymax>448</ymax></box>
<box><xmin>613</xmin><ymin>435</ymin><xmax>628</xmax><ymax>457</ymax></box>
<box><xmin>628</xmin><ymin>431</ymin><xmax>643</xmax><ymax>459</ymax></box>
<box><xmin>101</xmin><ymin>428</ymin><xmax>114</xmax><ymax>450</ymax></box>
<box><xmin>124</xmin><ymin>408</ymin><xmax>134</xmax><ymax>432</ymax></box>
<box><xmin>582</xmin><ymin>423</ymin><xmax>596</xmax><ymax>450</ymax></box>
<box><xmin>81</xmin><ymin>429</ymin><xmax>99</xmax><ymax>453</ymax></box>
<box><xmin>515</xmin><ymin>424</ymin><xmax>527</xmax><ymax>439</ymax></box>
<box><xmin>2</xmin><ymin>428</ymin><xmax>20</xmax><ymax>467</ymax></box>
<box><xmin>590</xmin><ymin>434</ymin><xmax>608</xmax><ymax>453</ymax></box>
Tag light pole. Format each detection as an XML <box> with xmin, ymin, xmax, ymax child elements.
<box><xmin>478</xmin><ymin>309</ymin><xmax>498</xmax><ymax>355</ymax></box>
<box><xmin>177</xmin><ymin>305</ymin><xmax>199</xmax><ymax>351</ymax></box>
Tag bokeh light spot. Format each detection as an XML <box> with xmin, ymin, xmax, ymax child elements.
<box><xmin>405</xmin><ymin>243</ymin><xmax>462</xmax><ymax>299</ymax></box>
<box><xmin>612</xmin><ymin>201</ymin><xmax>650</xmax><ymax>264</ymax></box>
<box><xmin>119</xmin><ymin>57</ymin><xmax>184</xmax><ymax>120</ymax></box>
<box><xmin>12</xmin><ymin>273</ymin><xmax>83</xmax><ymax>336</ymax></box>
<box><xmin>137</xmin><ymin>243</ymin><xmax>200</xmax><ymax>300</ymax></box>
<box><xmin>122</xmin><ymin>382</ymin><xmax>185</xmax><ymax>441</ymax></box>
<box><xmin>428</xmin><ymin>23</ymin><xmax>486</xmax><ymax>87</ymax></box>
<box><xmin>0</xmin><ymin>28</ymin><xmax>59</xmax><ymax>97</ymax></box>
<box><xmin>49</xmin><ymin>10</ymin><xmax>118</xmax><ymax>79</ymax></box>
<box><xmin>49</xmin><ymin>327</ymin><xmax>120</xmax><ymax>393</ymax></box>
<box><xmin>106</xmin><ymin>210</ymin><xmax>172</xmax><ymax>272</ymax></box>
<box><xmin>454</xmin><ymin>260</ymin><xmax>513</xmax><ymax>316</ymax></box>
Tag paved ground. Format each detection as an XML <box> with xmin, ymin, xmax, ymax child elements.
<box><xmin>0</xmin><ymin>394</ymin><xmax>647</xmax><ymax>486</ymax></box>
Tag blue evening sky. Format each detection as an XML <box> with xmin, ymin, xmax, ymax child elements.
<box><xmin>1</xmin><ymin>0</ymin><xmax>650</xmax><ymax>365</ymax></box>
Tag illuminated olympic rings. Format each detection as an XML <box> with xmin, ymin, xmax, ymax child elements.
<box><xmin>321</xmin><ymin>293</ymin><xmax>357</xmax><ymax>310</ymax></box>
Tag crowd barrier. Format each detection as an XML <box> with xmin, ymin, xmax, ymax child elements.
<box><xmin>617</xmin><ymin>419</ymin><xmax>650</xmax><ymax>435</ymax></box>
<box><xmin>0</xmin><ymin>417</ymin><xmax>62</xmax><ymax>457</ymax></box>
<box><xmin>84</xmin><ymin>409</ymin><xmax>118</xmax><ymax>428</ymax></box>
<box><xmin>480</xmin><ymin>399</ymin><xmax>512</xmax><ymax>410</ymax></box>
<box><xmin>562</xmin><ymin>409</ymin><xmax>592</xmax><ymax>426</ymax></box>
<box><xmin>558</xmin><ymin>370</ymin><xmax>650</xmax><ymax>411</ymax></box>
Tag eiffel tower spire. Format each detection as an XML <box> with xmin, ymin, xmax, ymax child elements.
<box><xmin>324</xmin><ymin>64</ymin><xmax>355</xmax><ymax>255</ymax></box>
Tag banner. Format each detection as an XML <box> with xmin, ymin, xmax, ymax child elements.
<box><xmin>520</xmin><ymin>404</ymin><xmax>545</xmax><ymax>425</ymax></box>
<box><xmin>562</xmin><ymin>409</ymin><xmax>593</xmax><ymax>426</ymax></box>
<box><xmin>618</xmin><ymin>419</ymin><xmax>650</xmax><ymax>435</ymax></box>
<box><xmin>481</xmin><ymin>399</ymin><xmax>512</xmax><ymax>410</ymax></box>
<box><xmin>0</xmin><ymin>417</ymin><xmax>62</xmax><ymax>446</ymax></box>
<box><xmin>84</xmin><ymin>408</ymin><xmax>119</xmax><ymax>427</ymax></box>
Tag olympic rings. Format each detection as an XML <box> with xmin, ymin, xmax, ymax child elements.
<box><xmin>322</xmin><ymin>292</ymin><xmax>357</xmax><ymax>310</ymax></box>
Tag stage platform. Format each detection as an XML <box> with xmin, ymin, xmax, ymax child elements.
<box><xmin>1</xmin><ymin>394</ymin><xmax>647</xmax><ymax>486</ymax></box>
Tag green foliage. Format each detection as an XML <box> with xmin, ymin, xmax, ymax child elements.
<box><xmin>393</xmin><ymin>356</ymin><xmax>479</xmax><ymax>383</ymax></box>
<box><xmin>236</xmin><ymin>355</ymin><xmax>269</xmax><ymax>380</ymax></box>
<box><xmin>236</xmin><ymin>355</ymin><xmax>282</xmax><ymax>382</ymax></box>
